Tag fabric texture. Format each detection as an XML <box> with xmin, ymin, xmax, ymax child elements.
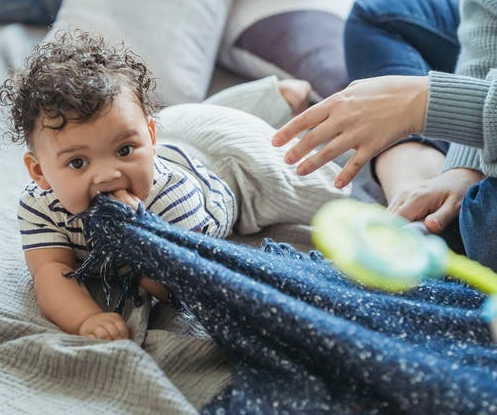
<box><xmin>0</xmin><ymin>70</ymin><xmax>350</xmax><ymax>414</ymax></box>
<box><xmin>204</xmin><ymin>75</ymin><xmax>292</xmax><ymax>129</ymax></box>
<box><xmin>345</xmin><ymin>0</ymin><xmax>460</xmax><ymax>79</ymax></box>
<box><xmin>47</xmin><ymin>0</ymin><xmax>232</xmax><ymax>106</ymax></box>
<box><xmin>459</xmin><ymin>177</ymin><xmax>497</xmax><ymax>270</ymax></box>
<box><xmin>0</xmin><ymin>13</ymin><xmax>359</xmax><ymax>415</ymax></box>
<box><xmin>71</xmin><ymin>195</ymin><xmax>497</xmax><ymax>415</ymax></box>
<box><xmin>423</xmin><ymin>0</ymin><xmax>497</xmax><ymax>267</ymax></box>
<box><xmin>17</xmin><ymin>94</ymin><xmax>349</xmax><ymax>261</ymax></box>
<box><xmin>0</xmin><ymin>0</ymin><xmax>62</xmax><ymax>25</ymax></box>
<box><xmin>219</xmin><ymin>0</ymin><xmax>354</xmax><ymax>100</ymax></box>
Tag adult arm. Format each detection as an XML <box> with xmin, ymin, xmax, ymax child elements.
<box><xmin>273</xmin><ymin>0</ymin><xmax>497</xmax><ymax>186</ymax></box>
<box><xmin>387</xmin><ymin>0</ymin><xmax>497</xmax><ymax>230</ymax></box>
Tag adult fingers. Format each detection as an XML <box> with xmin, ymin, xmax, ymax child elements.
<box><xmin>389</xmin><ymin>193</ymin><xmax>430</xmax><ymax>222</ymax></box>
<box><xmin>272</xmin><ymin>101</ymin><xmax>330</xmax><ymax>147</ymax></box>
<box><xmin>333</xmin><ymin>150</ymin><xmax>371</xmax><ymax>188</ymax></box>
<box><xmin>284</xmin><ymin>119</ymin><xmax>342</xmax><ymax>165</ymax></box>
<box><xmin>294</xmin><ymin>132</ymin><xmax>353</xmax><ymax>177</ymax></box>
<box><xmin>424</xmin><ymin>200</ymin><xmax>459</xmax><ymax>234</ymax></box>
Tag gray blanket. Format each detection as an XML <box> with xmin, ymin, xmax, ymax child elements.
<box><xmin>0</xmin><ymin>138</ymin><xmax>239</xmax><ymax>415</ymax></box>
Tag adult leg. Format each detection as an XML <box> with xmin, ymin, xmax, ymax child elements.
<box><xmin>344</xmin><ymin>0</ymin><xmax>464</xmax><ymax>253</ymax></box>
<box><xmin>459</xmin><ymin>178</ymin><xmax>497</xmax><ymax>271</ymax></box>
<box><xmin>344</xmin><ymin>0</ymin><xmax>459</xmax><ymax>218</ymax></box>
<box><xmin>0</xmin><ymin>0</ymin><xmax>62</xmax><ymax>25</ymax></box>
<box><xmin>345</xmin><ymin>0</ymin><xmax>460</xmax><ymax>79</ymax></box>
<box><xmin>345</xmin><ymin>0</ymin><xmax>460</xmax><ymax>171</ymax></box>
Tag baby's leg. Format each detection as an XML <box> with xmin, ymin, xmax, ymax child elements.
<box><xmin>278</xmin><ymin>79</ymin><xmax>312</xmax><ymax>116</ymax></box>
<box><xmin>156</xmin><ymin>104</ymin><xmax>351</xmax><ymax>234</ymax></box>
<box><xmin>205</xmin><ymin>76</ymin><xmax>309</xmax><ymax>129</ymax></box>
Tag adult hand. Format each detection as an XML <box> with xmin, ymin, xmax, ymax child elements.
<box><xmin>272</xmin><ymin>75</ymin><xmax>429</xmax><ymax>188</ymax></box>
<box><xmin>79</xmin><ymin>311</ymin><xmax>130</xmax><ymax>340</ymax></box>
<box><xmin>388</xmin><ymin>168</ymin><xmax>484</xmax><ymax>233</ymax></box>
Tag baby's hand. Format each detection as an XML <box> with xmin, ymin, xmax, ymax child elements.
<box><xmin>140</xmin><ymin>277</ymin><xmax>169</xmax><ymax>302</ymax></box>
<box><xmin>109</xmin><ymin>190</ymin><xmax>140</xmax><ymax>211</ymax></box>
<box><xmin>79</xmin><ymin>312</ymin><xmax>130</xmax><ymax>340</ymax></box>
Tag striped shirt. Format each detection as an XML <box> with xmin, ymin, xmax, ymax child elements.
<box><xmin>18</xmin><ymin>144</ymin><xmax>237</xmax><ymax>261</ymax></box>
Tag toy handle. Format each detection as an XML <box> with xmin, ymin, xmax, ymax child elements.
<box><xmin>447</xmin><ymin>251</ymin><xmax>497</xmax><ymax>294</ymax></box>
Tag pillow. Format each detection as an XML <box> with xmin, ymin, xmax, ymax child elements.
<box><xmin>219</xmin><ymin>0</ymin><xmax>354</xmax><ymax>100</ymax></box>
<box><xmin>48</xmin><ymin>0</ymin><xmax>232</xmax><ymax>106</ymax></box>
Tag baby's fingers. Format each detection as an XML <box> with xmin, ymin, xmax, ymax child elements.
<box><xmin>111</xmin><ymin>317</ymin><xmax>130</xmax><ymax>340</ymax></box>
<box><xmin>102</xmin><ymin>313</ymin><xmax>130</xmax><ymax>340</ymax></box>
<box><xmin>80</xmin><ymin>313</ymin><xmax>130</xmax><ymax>341</ymax></box>
<box><xmin>102</xmin><ymin>322</ymin><xmax>128</xmax><ymax>340</ymax></box>
<box><xmin>110</xmin><ymin>190</ymin><xmax>140</xmax><ymax>211</ymax></box>
<box><xmin>88</xmin><ymin>325</ymin><xmax>113</xmax><ymax>340</ymax></box>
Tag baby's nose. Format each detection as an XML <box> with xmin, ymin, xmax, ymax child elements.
<box><xmin>93</xmin><ymin>169</ymin><xmax>122</xmax><ymax>184</ymax></box>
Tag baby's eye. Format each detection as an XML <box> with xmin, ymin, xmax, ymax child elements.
<box><xmin>68</xmin><ymin>158</ymin><xmax>87</xmax><ymax>170</ymax></box>
<box><xmin>118</xmin><ymin>145</ymin><xmax>135</xmax><ymax>157</ymax></box>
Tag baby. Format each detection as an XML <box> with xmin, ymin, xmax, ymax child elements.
<box><xmin>1</xmin><ymin>31</ymin><xmax>348</xmax><ymax>341</ymax></box>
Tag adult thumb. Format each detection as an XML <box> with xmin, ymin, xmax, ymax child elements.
<box><xmin>424</xmin><ymin>201</ymin><xmax>458</xmax><ymax>234</ymax></box>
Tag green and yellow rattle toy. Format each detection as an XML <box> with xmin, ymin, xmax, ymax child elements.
<box><xmin>312</xmin><ymin>199</ymin><xmax>497</xmax><ymax>340</ymax></box>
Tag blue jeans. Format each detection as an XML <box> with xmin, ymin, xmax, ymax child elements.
<box><xmin>0</xmin><ymin>0</ymin><xmax>62</xmax><ymax>25</ymax></box>
<box><xmin>344</xmin><ymin>0</ymin><xmax>460</xmax><ymax>79</ymax></box>
<box><xmin>460</xmin><ymin>178</ymin><xmax>497</xmax><ymax>271</ymax></box>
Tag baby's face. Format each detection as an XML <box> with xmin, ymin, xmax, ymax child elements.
<box><xmin>25</xmin><ymin>90</ymin><xmax>156</xmax><ymax>214</ymax></box>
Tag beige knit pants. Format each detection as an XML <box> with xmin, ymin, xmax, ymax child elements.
<box><xmin>156</xmin><ymin>76</ymin><xmax>351</xmax><ymax>235</ymax></box>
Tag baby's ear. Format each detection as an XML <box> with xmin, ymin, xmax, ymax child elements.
<box><xmin>24</xmin><ymin>152</ymin><xmax>51</xmax><ymax>190</ymax></box>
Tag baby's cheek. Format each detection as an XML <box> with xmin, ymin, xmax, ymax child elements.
<box><xmin>135</xmin><ymin>173</ymin><xmax>155</xmax><ymax>201</ymax></box>
<box><xmin>60</xmin><ymin>188</ymin><xmax>91</xmax><ymax>214</ymax></box>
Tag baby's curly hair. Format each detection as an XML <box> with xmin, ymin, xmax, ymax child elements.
<box><xmin>0</xmin><ymin>30</ymin><xmax>159</xmax><ymax>148</ymax></box>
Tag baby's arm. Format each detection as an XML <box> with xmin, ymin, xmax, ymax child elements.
<box><xmin>110</xmin><ymin>190</ymin><xmax>169</xmax><ymax>301</ymax></box>
<box><xmin>25</xmin><ymin>247</ymin><xmax>129</xmax><ymax>340</ymax></box>
<box><xmin>139</xmin><ymin>277</ymin><xmax>169</xmax><ymax>301</ymax></box>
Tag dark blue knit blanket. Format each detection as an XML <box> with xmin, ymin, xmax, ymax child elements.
<box><xmin>69</xmin><ymin>195</ymin><xmax>497</xmax><ymax>415</ymax></box>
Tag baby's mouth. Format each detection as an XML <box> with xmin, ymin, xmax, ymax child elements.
<box><xmin>92</xmin><ymin>184</ymin><xmax>127</xmax><ymax>198</ymax></box>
